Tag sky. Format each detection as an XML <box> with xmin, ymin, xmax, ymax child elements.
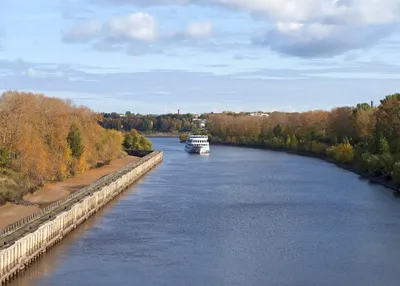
<box><xmin>0</xmin><ymin>0</ymin><xmax>400</xmax><ymax>114</ymax></box>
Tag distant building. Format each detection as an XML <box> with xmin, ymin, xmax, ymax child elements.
<box><xmin>249</xmin><ymin>112</ymin><xmax>269</xmax><ymax>117</ymax></box>
<box><xmin>193</xmin><ymin>117</ymin><xmax>206</xmax><ymax>128</ymax></box>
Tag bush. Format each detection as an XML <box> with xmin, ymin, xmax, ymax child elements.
<box><xmin>123</xmin><ymin>129</ymin><xmax>153</xmax><ymax>151</ymax></box>
<box><xmin>360</xmin><ymin>152</ymin><xmax>372</xmax><ymax>172</ymax></box>
<box><xmin>238</xmin><ymin>136</ymin><xmax>247</xmax><ymax>145</ymax></box>
<box><xmin>311</xmin><ymin>142</ymin><xmax>329</xmax><ymax>155</ymax></box>
<box><xmin>270</xmin><ymin>137</ymin><xmax>284</xmax><ymax>149</ymax></box>
<box><xmin>0</xmin><ymin>178</ymin><xmax>21</xmax><ymax>205</ymax></box>
<box><xmin>327</xmin><ymin>143</ymin><xmax>354</xmax><ymax>163</ymax></box>
<box><xmin>367</xmin><ymin>155</ymin><xmax>384</xmax><ymax>176</ymax></box>
<box><xmin>140</xmin><ymin>136</ymin><xmax>153</xmax><ymax>151</ymax></box>
<box><xmin>379</xmin><ymin>153</ymin><xmax>394</xmax><ymax>177</ymax></box>
<box><xmin>179</xmin><ymin>133</ymin><xmax>189</xmax><ymax>143</ymax></box>
<box><xmin>392</xmin><ymin>162</ymin><xmax>400</xmax><ymax>183</ymax></box>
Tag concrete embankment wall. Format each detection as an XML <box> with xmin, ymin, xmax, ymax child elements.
<box><xmin>0</xmin><ymin>151</ymin><xmax>163</xmax><ymax>284</ymax></box>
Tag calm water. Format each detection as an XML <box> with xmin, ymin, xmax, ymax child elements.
<box><xmin>10</xmin><ymin>137</ymin><xmax>400</xmax><ymax>286</ymax></box>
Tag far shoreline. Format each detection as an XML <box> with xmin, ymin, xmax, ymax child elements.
<box><xmin>140</xmin><ymin>132</ymin><xmax>179</xmax><ymax>137</ymax></box>
<box><xmin>138</xmin><ymin>132</ymin><xmax>400</xmax><ymax>194</ymax></box>
<box><xmin>210</xmin><ymin>141</ymin><xmax>400</xmax><ymax>195</ymax></box>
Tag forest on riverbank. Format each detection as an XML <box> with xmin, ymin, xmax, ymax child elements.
<box><xmin>101</xmin><ymin>112</ymin><xmax>205</xmax><ymax>134</ymax></box>
<box><xmin>207</xmin><ymin>94</ymin><xmax>400</xmax><ymax>187</ymax></box>
<box><xmin>0</xmin><ymin>91</ymin><xmax>151</xmax><ymax>205</ymax></box>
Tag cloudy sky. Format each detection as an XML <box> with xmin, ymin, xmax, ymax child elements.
<box><xmin>1</xmin><ymin>0</ymin><xmax>399</xmax><ymax>114</ymax></box>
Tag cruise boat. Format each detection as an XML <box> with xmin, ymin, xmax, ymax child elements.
<box><xmin>185</xmin><ymin>135</ymin><xmax>210</xmax><ymax>154</ymax></box>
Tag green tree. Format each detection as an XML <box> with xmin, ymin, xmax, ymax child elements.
<box><xmin>285</xmin><ymin>135</ymin><xmax>291</xmax><ymax>148</ymax></box>
<box><xmin>67</xmin><ymin>124</ymin><xmax>84</xmax><ymax>159</ymax></box>
<box><xmin>355</xmin><ymin>102</ymin><xmax>371</xmax><ymax>111</ymax></box>
<box><xmin>0</xmin><ymin>148</ymin><xmax>10</xmax><ymax>167</ymax></box>
<box><xmin>273</xmin><ymin>124</ymin><xmax>282</xmax><ymax>138</ymax></box>
<box><xmin>290</xmin><ymin>134</ymin><xmax>298</xmax><ymax>149</ymax></box>
<box><xmin>140</xmin><ymin>136</ymin><xmax>153</xmax><ymax>150</ymax></box>
<box><xmin>143</xmin><ymin>119</ymin><xmax>153</xmax><ymax>131</ymax></box>
<box><xmin>378</xmin><ymin>136</ymin><xmax>390</xmax><ymax>155</ymax></box>
<box><xmin>360</xmin><ymin>152</ymin><xmax>372</xmax><ymax>172</ymax></box>
<box><xmin>123</xmin><ymin>129</ymin><xmax>153</xmax><ymax>150</ymax></box>
<box><xmin>123</xmin><ymin>129</ymin><xmax>140</xmax><ymax>150</ymax></box>
<box><xmin>379</xmin><ymin>153</ymin><xmax>394</xmax><ymax>177</ymax></box>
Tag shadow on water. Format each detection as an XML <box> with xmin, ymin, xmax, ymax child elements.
<box><xmin>7</xmin><ymin>174</ymin><xmax>151</xmax><ymax>286</ymax></box>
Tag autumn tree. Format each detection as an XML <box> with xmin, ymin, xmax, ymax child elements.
<box><xmin>0</xmin><ymin>91</ymin><xmax>124</xmax><ymax>203</ymax></box>
<box><xmin>352</xmin><ymin>104</ymin><xmax>375</xmax><ymax>143</ymax></box>
<box><xmin>206</xmin><ymin>93</ymin><xmax>400</xmax><ymax>185</ymax></box>
<box><xmin>327</xmin><ymin>107</ymin><xmax>354</xmax><ymax>144</ymax></box>
<box><xmin>375</xmin><ymin>93</ymin><xmax>400</xmax><ymax>153</ymax></box>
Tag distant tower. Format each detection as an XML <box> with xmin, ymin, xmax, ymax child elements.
<box><xmin>371</xmin><ymin>101</ymin><xmax>374</xmax><ymax>108</ymax></box>
<box><xmin>178</xmin><ymin>109</ymin><xmax>180</xmax><ymax>114</ymax></box>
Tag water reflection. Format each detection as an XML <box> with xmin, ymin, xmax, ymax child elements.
<box><xmin>10</xmin><ymin>138</ymin><xmax>400</xmax><ymax>286</ymax></box>
<box><xmin>8</xmin><ymin>183</ymin><xmax>144</xmax><ymax>286</ymax></box>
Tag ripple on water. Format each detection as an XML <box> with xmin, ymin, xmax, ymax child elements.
<box><xmin>12</xmin><ymin>138</ymin><xmax>400</xmax><ymax>286</ymax></box>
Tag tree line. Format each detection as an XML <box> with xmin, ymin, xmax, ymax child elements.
<box><xmin>207</xmin><ymin>93</ymin><xmax>400</xmax><ymax>186</ymax></box>
<box><xmin>0</xmin><ymin>91</ymin><xmax>151</xmax><ymax>205</ymax></box>
<box><xmin>101</xmin><ymin>112</ymin><xmax>204</xmax><ymax>133</ymax></box>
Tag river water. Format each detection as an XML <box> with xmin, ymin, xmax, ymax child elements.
<box><xmin>9</xmin><ymin>137</ymin><xmax>400</xmax><ymax>286</ymax></box>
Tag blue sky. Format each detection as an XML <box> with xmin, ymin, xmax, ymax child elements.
<box><xmin>1</xmin><ymin>0</ymin><xmax>400</xmax><ymax>114</ymax></box>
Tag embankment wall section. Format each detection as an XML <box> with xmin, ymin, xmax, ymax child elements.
<box><xmin>0</xmin><ymin>151</ymin><xmax>163</xmax><ymax>284</ymax></box>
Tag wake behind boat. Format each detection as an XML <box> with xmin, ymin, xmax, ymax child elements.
<box><xmin>185</xmin><ymin>135</ymin><xmax>210</xmax><ymax>154</ymax></box>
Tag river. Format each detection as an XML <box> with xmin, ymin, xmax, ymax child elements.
<box><xmin>9</xmin><ymin>137</ymin><xmax>400</xmax><ymax>286</ymax></box>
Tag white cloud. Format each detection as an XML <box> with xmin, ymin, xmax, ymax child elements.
<box><xmin>23</xmin><ymin>68</ymin><xmax>65</xmax><ymax>79</ymax></box>
<box><xmin>256</xmin><ymin>22</ymin><xmax>394</xmax><ymax>58</ymax></box>
<box><xmin>97</xmin><ymin>0</ymin><xmax>400</xmax><ymax>25</ymax></box>
<box><xmin>63</xmin><ymin>12</ymin><xmax>213</xmax><ymax>49</ymax></box>
<box><xmin>106</xmin><ymin>13</ymin><xmax>158</xmax><ymax>42</ymax></box>
<box><xmin>216</xmin><ymin>0</ymin><xmax>400</xmax><ymax>56</ymax></box>
<box><xmin>218</xmin><ymin>0</ymin><xmax>400</xmax><ymax>25</ymax></box>
<box><xmin>94</xmin><ymin>0</ymin><xmax>400</xmax><ymax>57</ymax></box>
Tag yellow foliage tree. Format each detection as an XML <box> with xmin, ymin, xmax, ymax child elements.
<box><xmin>0</xmin><ymin>91</ymin><xmax>124</xmax><ymax>199</ymax></box>
<box><xmin>327</xmin><ymin>143</ymin><xmax>355</xmax><ymax>163</ymax></box>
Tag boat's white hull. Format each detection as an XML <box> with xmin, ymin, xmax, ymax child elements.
<box><xmin>185</xmin><ymin>145</ymin><xmax>210</xmax><ymax>154</ymax></box>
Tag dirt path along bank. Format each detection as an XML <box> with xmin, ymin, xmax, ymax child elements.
<box><xmin>0</xmin><ymin>156</ymin><xmax>140</xmax><ymax>229</ymax></box>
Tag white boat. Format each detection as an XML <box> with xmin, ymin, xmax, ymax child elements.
<box><xmin>185</xmin><ymin>135</ymin><xmax>210</xmax><ymax>154</ymax></box>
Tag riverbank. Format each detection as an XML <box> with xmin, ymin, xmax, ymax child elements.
<box><xmin>210</xmin><ymin>141</ymin><xmax>400</xmax><ymax>194</ymax></box>
<box><xmin>0</xmin><ymin>151</ymin><xmax>163</xmax><ymax>284</ymax></box>
<box><xmin>140</xmin><ymin>132</ymin><xmax>179</xmax><ymax>137</ymax></box>
<box><xmin>0</xmin><ymin>156</ymin><xmax>140</xmax><ymax>229</ymax></box>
